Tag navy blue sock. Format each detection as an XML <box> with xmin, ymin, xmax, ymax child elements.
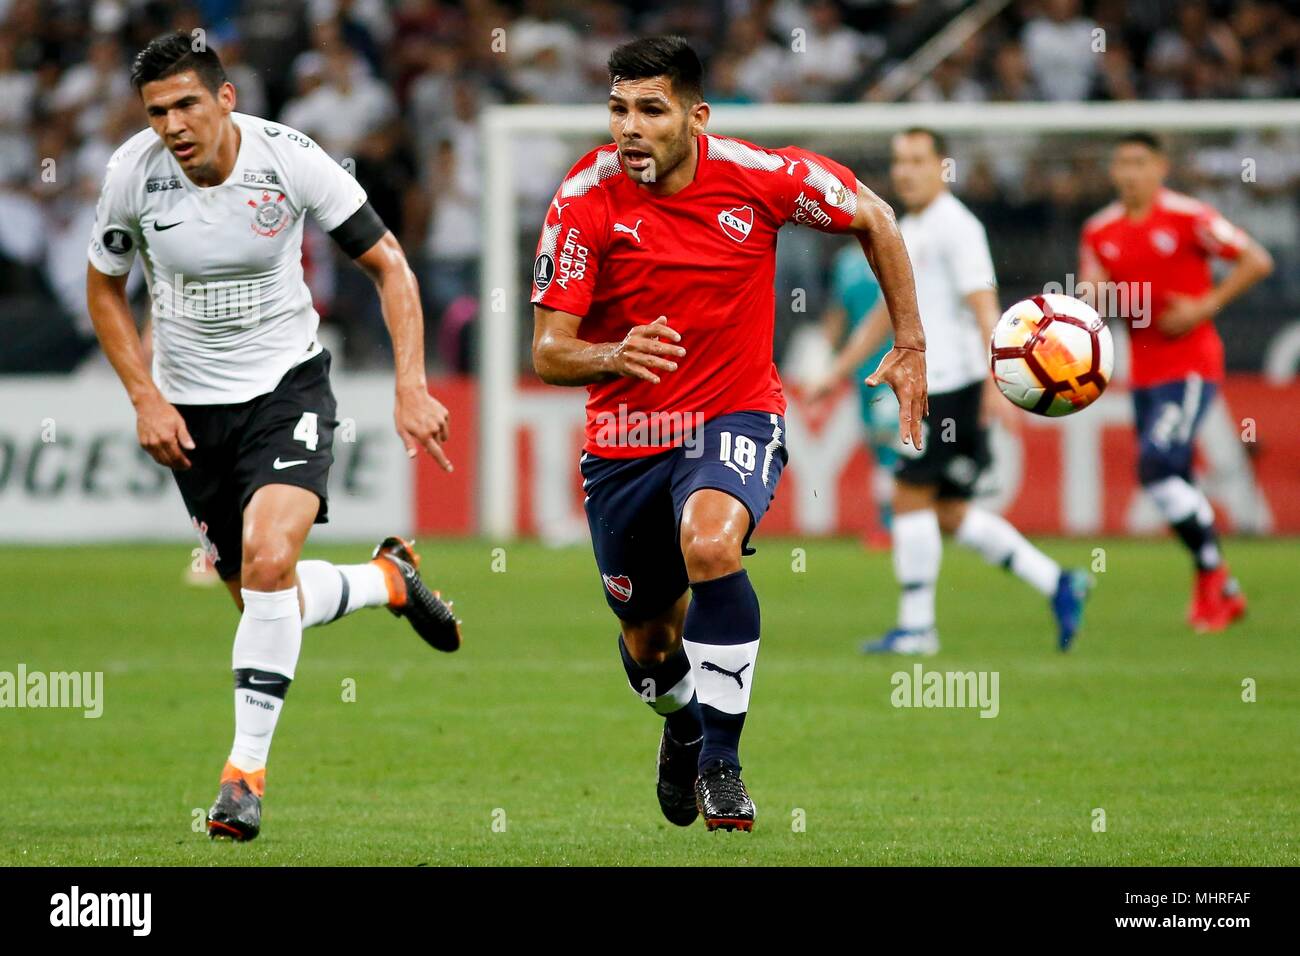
<box><xmin>617</xmin><ymin>635</ymin><xmax>702</xmax><ymax>742</ymax></box>
<box><xmin>1172</xmin><ymin>514</ymin><xmax>1222</xmax><ymax>571</ymax></box>
<box><xmin>683</xmin><ymin>569</ymin><xmax>761</xmax><ymax>772</ymax></box>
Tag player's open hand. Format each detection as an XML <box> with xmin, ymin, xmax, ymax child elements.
<box><xmin>610</xmin><ymin>316</ymin><xmax>685</xmax><ymax>385</ymax></box>
<box><xmin>135</xmin><ymin>392</ymin><xmax>194</xmax><ymax>470</ymax></box>
<box><xmin>866</xmin><ymin>346</ymin><xmax>928</xmax><ymax>450</ymax></box>
<box><xmin>395</xmin><ymin>386</ymin><xmax>453</xmax><ymax>472</ymax></box>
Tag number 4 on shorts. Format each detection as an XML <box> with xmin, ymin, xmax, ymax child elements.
<box><xmin>293</xmin><ymin>412</ymin><xmax>319</xmax><ymax>451</ymax></box>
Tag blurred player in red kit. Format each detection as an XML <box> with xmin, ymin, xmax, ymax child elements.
<box><xmin>531</xmin><ymin>36</ymin><xmax>927</xmax><ymax>831</ymax></box>
<box><xmin>1080</xmin><ymin>132</ymin><xmax>1273</xmax><ymax>632</ymax></box>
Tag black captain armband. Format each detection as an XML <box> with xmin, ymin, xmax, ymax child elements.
<box><xmin>328</xmin><ymin>202</ymin><xmax>388</xmax><ymax>259</ymax></box>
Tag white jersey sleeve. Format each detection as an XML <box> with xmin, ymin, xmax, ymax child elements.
<box><xmin>943</xmin><ymin>206</ymin><xmax>997</xmax><ymax>297</ymax></box>
<box><xmin>283</xmin><ymin>131</ymin><xmax>370</xmax><ymax>232</ymax></box>
<box><xmin>87</xmin><ymin>139</ymin><xmax>146</xmax><ymax>276</ymax></box>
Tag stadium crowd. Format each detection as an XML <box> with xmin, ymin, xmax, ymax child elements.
<box><xmin>1</xmin><ymin>0</ymin><xmax>1297</xmax><ymax>372</ymax></box>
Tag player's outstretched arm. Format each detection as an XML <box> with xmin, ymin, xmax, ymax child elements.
<box><xmin>86</xmin><ymin>263</ymin><xmax>194</xmax><ymax>470</ymax></box>
<box><xmin>848</xmin><ymin>183</ymin><xmax>928</xmax><ymax>449</ymax></box>
<box><xmin>533</xmin><ymin>308</ymin><xmax>685</xmax><ymax>387</ymax></box>
<box><xmin>352</xmin><ymin>231</ymin><xmax>452</xmax><ymax>472</ymax></box>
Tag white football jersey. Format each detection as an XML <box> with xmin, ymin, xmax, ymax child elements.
<box><xmin>898</xmin><ymin>190</ymin><xmax>997</xmax><ymax>395</ymax></box>
<box><xmin>88</xmin><ymin>112</ymin><xmax>368</xmax><ymax>404</ymax></box>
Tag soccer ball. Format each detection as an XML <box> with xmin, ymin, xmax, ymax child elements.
<box><xmin>990</xmin><ymin>294</ymin><xmax>1114</xmax><ymax>417</ymax></box>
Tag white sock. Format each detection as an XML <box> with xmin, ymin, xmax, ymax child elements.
<box><xmin>1146</xmin><ymin>476</ymin><xmax>1221</xmax><ymax>569</ymax></box>
<box><xmin>955</xmin><ymin>507</ymin><xmax>1061</xmax><ymax>597</ymax></box>
<box><xmin>893</xmin><ymin>509</ymin><xmax>941</xmax><ymax>631</ymax></box>
<box><xmin>297</xmin><ymin>559</ymin><xmax>390</xmax><ymax>628</ymax></box>
<box><xmin>1146</xmin><ymin>475</ymin><xmax>1212</xmax><ymax>525</ymax></box>
<box><xmin>229</xmin><ymin>587</ymin><xmax>301</xmax><ymax>772</ymax></box>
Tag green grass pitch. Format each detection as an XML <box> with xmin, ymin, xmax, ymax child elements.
<box><xmin>2</xmin><ymin>536</ymin><xmax>1296</xmax><ymax>866</ymax></box>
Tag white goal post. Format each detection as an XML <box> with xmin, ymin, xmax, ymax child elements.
<box><xmin>478</xmin><ymin>99</ymin><xmax>1300</xmax><ymax>538</ymax></box>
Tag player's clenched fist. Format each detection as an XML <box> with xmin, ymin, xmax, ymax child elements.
<box><xmin>609</xmin><ymin>315</ymin><xmax>685</xmax><ymax>384</ymax></box>
<box><xmin>866</xmin><ymin>345</ymin><xmax>929</xmax><ymax>450</ymax></box>
<box><xmin>135</xmin><ymin>392</ymin><xmax>195</xmax><ymax>470</ymax></box>
<box><xmin>395</xmin><ymin>386</ymin><xmax>453</xmax><ymax>472</ymax></box>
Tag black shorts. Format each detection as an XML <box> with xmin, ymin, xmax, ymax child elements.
<box><xmin>893</xmin><ymin>380</ymin><xmax>990</xmax><ymax>500</ymax></box>
<box><xmin>172</xmin><ymin>349</ymin><xmax>338</xmax><ymax>581</ymax></box>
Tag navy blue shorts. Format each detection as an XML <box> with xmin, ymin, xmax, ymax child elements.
<box><xmin>580</xmin><ymin>410</ymin><xmax>787</xmax><ymax>621</ymax></box>
<box><xmin>1131</xmin><ymin>374</ymin><xmax>1217</xmax><ymax>486</ymax></box>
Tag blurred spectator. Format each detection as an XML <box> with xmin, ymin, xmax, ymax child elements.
<box><xmin>576</xmin><ymin>2</ymin><xmax>634</xmax><ymax>97</ymax></box>
<box><xmin>310</xmin><ymin>0</ymin><xmax>394</xmax><ymax>76</ymax></box>
<box><xmin>1147</xmin><ymin>1</ymin><xmax>1242</xmax><ymax>100</ymax></box>
<box><xmin>786</xmin><ymin>0</ymin><xmax>871</xmax><ymax>102</ymax></box>
<box><xmin>0</xmin><ymin>32</ymin><xmax>38</xmax><ymax>183</ymax></box>
<box><xmin>721</xmin><ymin>14</ymin><xmax>788</xmax><ymax>103</ymax></box>
<box><xmin>49</xmin><ymin>34</ymin><xmax>131</xmax><ymax>139</ymax></box>
<box><xmin>281</xmin><ymin>43</ymin><xmax>397</xmax><ymax>158</ymax></box>
<box><xmin>708</xmin><ymin>53</ymin><xmax>755</xmax><ymax>104</ymax></box>
<box><xmin>407</xmin><ymin>41</ymin><xmax>461</xmax><ymax>154</ymax></box>
<box><xmin>421</xmin><ymin>137</ymin><xmax>479</xmax><ymax>351</ymax></box>
<box><xmin>1021</xmin><ymin>0</ymin><xmax>1100</xmax><ymax>101</ymax></box>
<box><xmin>217</xmin><ymin>33</ymin><xmax>268</xmax><ymax>118</ymax></box>
<box><xmin>507</xmin><ymin>0</ymin><xmax>586</xmax><ymax>103</ymax></box>
<box><xmin>988</xmin><ymin>41</ymin><xmax>1040</xmax><ymax>102</ymax></box>
<box><xmin>236</xmin><ymin>0</ymin><xmax>312</xmax><ymax>112</ymax></box>
<box><xmin>909</xmin><ymin>36</ymin><xmax>986</xmax><ymax>102</ymax></box>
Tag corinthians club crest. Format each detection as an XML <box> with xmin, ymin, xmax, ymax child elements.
<box><xmin>248</xmin><ymin>189</ymin><xmax>290</xmax><ymax>237</ymax></box>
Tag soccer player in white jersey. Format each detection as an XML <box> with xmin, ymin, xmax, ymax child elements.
<box><xmin>809</xmin><ymin>127</ymin><xmax>1093</xmax><ymax>655</ymax></box>
<box><xmin>85</xmin><ymin>33</ymin><xmax>461</xmax><ymax>841</ymax></box>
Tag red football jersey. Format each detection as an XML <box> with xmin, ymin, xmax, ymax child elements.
<box><xmin>531</xmin><ymin>134</ymin><xmax>860</xmax><ymax>457</ymax></box>
<box><xmin>1079</xmin><ymin>187</ymin><xmax>1247</xmax><ymax>388</ymax></box>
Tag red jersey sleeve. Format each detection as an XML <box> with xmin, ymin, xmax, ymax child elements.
<box><xmin>1190</xmin><ymin>202</ymin><xmax>1248</xmax><ymax>261</ymax></box>
<box><xmin>770</xmin><ymin>146</ymin><xmax>860</xmax><ymax>233</ymax></box>
<box><xmin>530</xmin><ymin>188</ymin><xmax>606</xmax><ymax>317</ymax></box>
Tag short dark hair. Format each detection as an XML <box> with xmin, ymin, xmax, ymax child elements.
<box><xmin>1117</xmin><ymin>131</ymin><xmax>1165</xmax><ymax>153</ymax></box>
<box><xmin>607</xmin><ymin>36</ymin><xmax>703</xmax><ymax>105</ymax></box>
<box><xmin>130</xmin><ymin>31</ymin><xmax>228</xmax><ymax>96</ymax></box>
<box><xmin>900</xmin><ymin>126</ymin><xmax>947</xmax><ymax>158</ymax></box>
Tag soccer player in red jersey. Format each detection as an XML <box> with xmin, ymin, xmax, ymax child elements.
<box><xmin>1079</xmin><ymin>132</ymin><xmax>1273</xmax><ymax>632</ymax></box>
<box><xmin>531</xmin><ymin>37</ymin><xmax>927</xmax><ymax>831</ymax></box>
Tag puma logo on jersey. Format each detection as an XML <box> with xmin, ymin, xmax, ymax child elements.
<box><xmin>272</xmin><ymin>457</ymin><xmax>308</xmax><ymax>470</ymax></box>
<box><xmin>613</xmin><ymin>219</ymin><xmax>642</xmax><ymax>243</ymax></box>
<box><xmin>701</xmin><ymin>660</ymin><xmax>751</xmax><ymax>688</ymax></box>
<box><xmin>785</xmin><ymin>157</ymin><xmax>801</xmax><ymax>176</ymax></box>
<box><xmin>551</xmin><ymin>197</ymin><xmax>570</xmax><ymax>218</ymax></box>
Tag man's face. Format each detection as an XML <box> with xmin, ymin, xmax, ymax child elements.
<box><xmin>1110</xmin><ymin>142</ymin><xmax>1167</xmax><ymax>204</ymax></box>
<box><xmin>607</xmin><ymin>75</ymin><xmax>703</xmax><ymax>184</ymax></box>
<box><xmin>141</xmin><ymin>71</ymin><xmax>236</xmax><ymax>175</ymax></box>
<box><xmin>890</xmin><ymin>132</ymin><xmax>945</xmax><ymax>210</ymax></box>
